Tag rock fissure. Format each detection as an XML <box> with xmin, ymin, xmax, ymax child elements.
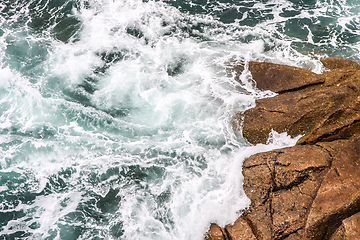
<box><xmin>308</xmin><ymin>118</ymin><xmax>360</xmax><ymax>144</ymax></box>
<box><xmin>276</xmin><ymin>81</ymin><xmax>325</xmax><ymax>95</ymax></box>
<box><xmin>346</xmin><ymin>83</ymin><xmax>359</xmax><ymax>93</ymax></box>
<box><xmin>328</xmin><ymin>72</ymin><xmax>357</xmax><ymax>86</ymax></box>
<box><xmin>269</xmin><ymin>198</ymin><xmax>274</xmax><ymax>240</ymax></box>
<box><xmin>243</xmin><ymin>215</ymin><xmax>261</xmax><ymax>240</ymax></box>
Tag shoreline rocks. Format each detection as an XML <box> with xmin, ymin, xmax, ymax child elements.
<box><xmin>207</xmin><ymin>57</ymin><xmax>360</xmax><ymax>240</ymax></box>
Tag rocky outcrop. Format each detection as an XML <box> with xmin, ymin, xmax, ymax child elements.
<box><xmin>207</xmin><ymin>57</ymin><xmax>360</xmax><ymax>240</ymax></box>
<box><xmin>234</xmin><ymin>62</ymin><xmax>325</xmax><ymax>94</ymax></box>
<box><xmin>239</xmin><ymin>58</ymin><xmax>360</xmax><ymax>145</ymax></box>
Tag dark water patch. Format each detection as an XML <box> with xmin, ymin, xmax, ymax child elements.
<box><xmin>110</xmin><ymin>222</ymin><xmax>124</xmax><ymax>238</ymax></box>
<box><xmin>98</xmin><ymin>50</ymin><xmax>128</xmax><ymax>64</ymax></box>
<box><xmin>0</xmin><ymin>210</ymin><xmax>26</xmax><ymax>228</ymax></box>
<box><xmin>280</xmin><ymin>9</ymin><xmax>301</xmax><ymax>18</ymax></box>
<box><xmin>1</xmin><ymin>0</ymin><xmax>82</xmax><ymax>43</ymax></box>
<box><xmin>96</xmin><ymin>188</ymin><xmax>121</xmax><ymax>213</ymax></box>
<box><xmin>103</xmin><ymin>108</ymin><xmax>130</xmax><ymax>118</ymax></box>
<box><xmin>58</xmin><ymin>221</ymin><xmax>85</xmax><ymax>240</ymax></box>
<box><xmin>44</xmin><ymin>175</ymin><xmax>69</xmax><ymax>194</ymax></box>
<box><xmin>126</xmin><ymin>26</ymin><xmax>145</xmax><ymax>39</ymax></box>
<box><xmin>78</xmin><ymin>77</ymin><xmax>98</xmax><ymax>95</ymax></box>
<box><xmin>62</xmin><ymin>87</ymin><xmax>93</xmax><ymax>107</ymax></box>
<box><xmin>0</xmin><ymin>231</ymin><xmax>31</xmax><ymax>239</ymax></box>
<box><xmin>0</xmin><ymin>125</ymin><xmax>56</xmax><ymax>140</ymax></box>
<box><xmin>121</xmin><ymin>165</ymin><xmax>165</xmax><ymax>184</ymax></box>
<box><xmin>94</xmin><ymin>49</ymin><xmax>137</xmax><ymax>74</ymax></box>
<box><xmin>166</xmin><ymin>57</ymin><xmax>187</xmax><ymax>76</ymax></box>
<box><xmin>282</xmin><ymin>18</ymin><xmax>313</xmax><ymax>41</ymax></box>
<box><xmin>52</xmin><ymin>16</ymin><xmax>81</xmax><ymax>43</ymax></box>
<box><xmin>27</xmin><ymin>0</ymin><xmax>82</xmax><ymax>42</ymax></box>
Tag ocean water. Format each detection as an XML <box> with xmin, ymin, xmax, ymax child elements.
<box><xmin>0</xmin><ymin>0</ymin><xmax>359</xmax><ymax>239</ymax></box>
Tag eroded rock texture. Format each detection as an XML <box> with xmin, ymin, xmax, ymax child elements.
<box><xmin>240</xmin><ymin>58</ymin><xmax>360</xmax><ymax>145</ymax></box>
<box><xmin>207</xmin><ymin>57</ymin><xmax>360</xmax><ymax>240</ymax></box>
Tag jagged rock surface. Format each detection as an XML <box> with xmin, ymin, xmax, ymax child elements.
<box><xmin>206</xmin><ymin>57</ymin><xmax>360</xmax><ymax>240</ymax></box>
<box><xmin>240</xmin><ymin>58</ymin><xmax>360</xmax><ymax>145</ymax></box>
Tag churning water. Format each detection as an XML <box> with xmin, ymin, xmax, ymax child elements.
<box><xmin>0</xmin><ymin>0</ymin><xmax>359</xmax><ymax>239</ymax></box>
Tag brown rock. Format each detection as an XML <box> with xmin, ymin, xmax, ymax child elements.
<box><xmin>305</xmin><ymin>138</ymin><xmax>360</xmax><ymax>239</ymax></box>
<box><xmin>241</xmin><ymin>145</ymin><xmax>331</xmax><ymax>239</ymax></box>
<box><xmin>342</xmin><ymin>211</ymin><xmax>360</xmax><ymax>239</ymax></box>
<box><xmin>207</xmin><ymin>58</ymin><xmax>360</xmax><ymax>240</ymax></box>
<box><xmin>206</xmin><ymin>223</ymin><xmax>227</xmax><ymax>240</ymax></box>
<box><xmin>244</xmin><ymin>202</ymin><xmax>273</xmax><ymax>240</ymax></box>
<box><xmin>225</xmin><ymin>217</ymin><xmax>257</xmax><ymax>240</ymax></box>
<box><xmin>274</xmin><ymin>145</ymin><xmax>330</xmax><ymax>189</ymax></box>
<box><xmin>234</xmin><ymin>62</ymin><xmax>324</xmax><ymax>93</ymax></box>
<box><xmin>321</xmin><ymin>57</ymin><xmax>360</xmax><ymax>71</ymax></box>
<box><xmin>242</xmin><ymin>151</ymin><xmax>277</xmax><ymax>206</ymax></box>
<box><xmin>242</xmin><ymin>84</ymin><xmax>357</xmax><ymax>144</ymax></box>
<box><xmin>329</xmin><ymin>224</ymin><xmax>345</xmax><ymax>240</ymax></box>
<box><xmin>239</xmin><ymin>57</ymin><xmax>360</xmax><ymax>145</ymax></box>
<box><xmin>329</xmin><ymin>211</ymin><xmax>360</xmax><ymax>240</ymax></box>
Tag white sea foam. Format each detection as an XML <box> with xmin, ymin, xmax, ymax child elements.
<box><xmin>0</xmin><ymin>0</ymin><xmax>359</xmax><ymax>239</ymax></box>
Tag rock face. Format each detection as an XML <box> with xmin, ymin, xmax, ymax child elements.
<box><xmin>234</xmin><ymin>61</ymin><xmax>325</xmax><ymax>93</ymax></box>
<box><xmin>207</xmin><ymin>57</ymin><xmax>360</xmax><ymax>240</ymax></box>
<box><xmin>240</xmin><ymin>58</ymin><xmax>360</xmax><ymax>145</ymax></box>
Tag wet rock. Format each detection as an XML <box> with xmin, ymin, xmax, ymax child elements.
<box><xmin>241</xmin><ymin>59</ymin><xmax>360</xmax><ymax>145</ymax></box>
<box><xmin>225</xmin><ymin>217</ymin><xmax>257</xmax><ymax>240</ymax></box>
<box><xmin>207</xmin><ymin>57</ymin><xmax>360</xmax><ymax>240</ymax></box>
<box><xmin>212</xmin><ymin>145</ymin><xmax>330</xmax><ymax>240</ymax></box>
<box><xmin>234</xmin><ymin>61</ymin><xmax>325</xmax><ymax>93</ymax></box>
<box><xmin>245</xmin><ymin>145</ymin><xmax>330</xmax><ymax>239</ymax></box>
<box><xmin>206</xmin><ymin>223</ymin><xmax>227</xmax><ymax>240</ymax></box>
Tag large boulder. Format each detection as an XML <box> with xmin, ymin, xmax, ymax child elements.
<box><xmin>206</xmin><ymin>57</ymin><xmax>360</xmax><ymax>240</ymax></box>
<box><xmin>234</xmin><ymin>61</ymin><xmax>325</xmax><ymax>93</ymax></box>
<box><xmin>238</xmin><ymin>59</ymin><xmax>360</xmax><ymax>145</ymax></box>
<box><xmin>242</xmin><ymin>145</ymin><xmax>331</xmax><ymax>239</ymax></box>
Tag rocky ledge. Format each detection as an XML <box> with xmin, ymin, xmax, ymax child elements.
<box><xmin>207</xmin><ymin>57</ymin><xmax>360</xmax><ymax>240</ymax></box>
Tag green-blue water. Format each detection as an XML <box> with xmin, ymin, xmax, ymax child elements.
<box><xmin>0</xmin><ymin>0</ymin><xmax>359</xmax><ymax>239</ymax></box>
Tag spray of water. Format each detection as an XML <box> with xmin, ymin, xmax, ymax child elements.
<box><xmin>0</xmin><ymin>0</ymin><xmax>358</xmax><ymax>239</ymax></box>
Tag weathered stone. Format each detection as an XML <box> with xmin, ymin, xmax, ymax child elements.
<box><xmin>329</xmin><ymin>224</ymin><xmax>345</xmax><ymax>240</ymax></box>
<box><xmin>225</xmin><ymin>217</ymin><xmax>257</xmax><ymax>240</ymax></box>
<box><xmin>239</xmin><ymin>57</ymin><xmax>360</xmax><ymax>145</ymax></box>
<box><xmin>297</xmin><ymin>91</ymin><xmax>360</xmax><ymax>145</ymax></box>
<box><xmin>321</xmin><ymin>57</ymin><xmax>360</xmax><ymax>71</ymax></box>
<box><xmin>234</xmin><ymin>61</ymin><xmax>325</xmax><ymax>93</ymax></box>
<box><xmin>207</xmin><ymin>58</ymin><xmax>360</xmax><ymax>240</ymax></box>
<box><xmin>243</xmin><ymin>151</ymin><xmax>277</xmax><ymax>206</ymax></box>
<box><xmin>242</xmin><ymin>84</ymin><xmax>357</xmax><ymax>144</ymax></box>
<box><xmin>243</xmin><ymin>201</ymin><xmax>272</xmax><ymax>240</ymax></box>
<box><xmin>329</xmin><ymin>211</ymin><xmax>360</xmax><ymax>240</ymax></box>
<box><xmin>320</xmin><ymin>57</ymin><xmax>360</xmax><ymax>86</ymax></box>
<box><xmin>342</xmin><ymin>211</ymin><xmax>360</xmax><ymax>239</ymax></box>
<box><xmin>282</xmin><ymin>230</ymin><xmax>306</xmax><ymax>240</ymax></box>
<box><xmin>242</xmin><ymin>145</ymin><xmax>331</xmax><ymax>239</ymax></box>
<box><xmin>274</xmin><ymin>145</ymin><xmax>330</xmax><ymax>189</ymax></box>
<box><xmin>206</xmin><ymin>223</ymin><xmax>227</xmax><ymax>240</ymax></box>
<box><xmin>305</xmin><ymin>138</ymin><xmax>360</xmax><ymax>239</ymax></box>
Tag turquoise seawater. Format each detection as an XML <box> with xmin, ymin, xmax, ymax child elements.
<box><xmin>0</xmin><ymin>0</ymin><xmax>359</xmax><ymax>239</ymax></box>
